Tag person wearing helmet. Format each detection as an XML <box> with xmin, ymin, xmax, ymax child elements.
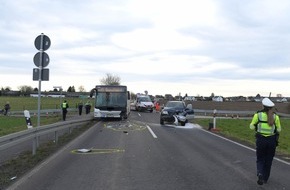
<box><xmin>250</xmin><ymin>98</ymin><xmax>282</xmax><ymax>185</ymax></box>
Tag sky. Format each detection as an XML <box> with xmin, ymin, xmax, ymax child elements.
<box><xmin>1</xmin><ymin>0</ymin><xmax>290</xmax><ymax>97</ymax></box>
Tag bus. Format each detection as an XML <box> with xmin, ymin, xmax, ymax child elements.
<box><xmin>90</xmin><ymin>85</ymin><xmax>131</xmax><ymax>119</ymax></box>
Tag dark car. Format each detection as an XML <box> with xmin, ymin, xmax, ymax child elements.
<box><xmin>160</xmin><ymin>101</ymin><xmax>194</xmax><ymax>126</ymax></box>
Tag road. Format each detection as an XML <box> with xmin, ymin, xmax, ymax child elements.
<box><xmin>8</xmin><ymin>111</ymin><xmax>290</xmax><ymax>190</ymax></box>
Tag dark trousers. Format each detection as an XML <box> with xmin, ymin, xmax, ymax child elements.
<box><xmin>62</xmin><ymin>109</ymin><xmax>67</xmax><ymax>121</ymax></box>
<box><xmin>85</xmin><ymin>105</ymin><xmax>91</xmax><ymax>114</ymax></box>
<box><xmin>4</xmin><ymin>108</ymin><xmax>9</xmax><ymax>115</ymax></box>
<box><xmin>256</xmin><ymin>134</ymin><xmax>276</xmax><ymax>181</ymax></box>
<box><xmin>78</xmin><ymin>105</ymin><xmax>83</xmax><ymax>115</ymax></box>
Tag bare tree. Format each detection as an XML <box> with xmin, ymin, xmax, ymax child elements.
<box><xmin>100</xmin><ymin>73</ymin><xmax>121</xmax><ymax>85</ymax></box>
<box><xmin>18</xmin><ymin>85</ymin><xmax>33</xmax><ymax>96</ymax></box>
<box><xmin>78</xmin><ymin>85</ymin><xmax>85</xmax><ymax>92</ymax></box>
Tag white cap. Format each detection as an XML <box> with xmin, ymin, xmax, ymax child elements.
<box><xmin>262</xmin><ymin>98</ymin><xmax>275</xmax><ymax>107</ymax></box>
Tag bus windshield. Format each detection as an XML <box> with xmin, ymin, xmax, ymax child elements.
<box><xmin>95</xmin><ymin>92</ymin><xmax>127</xmax><ymax>107</ymax></box>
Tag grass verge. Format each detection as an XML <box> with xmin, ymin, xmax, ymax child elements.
<box><xmin>194</xmin><ymin>117</ymin><xmax>290</xmax><ymax>157</ymax></box>
<box><xmin>0</xmin><ymin>115</ymin><xmax>62</xmax><ymax>137</ymax></box>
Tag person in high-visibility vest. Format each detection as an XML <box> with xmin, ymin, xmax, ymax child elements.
<box><xmin>85</xmin><ymin>100</ymin><xmax>92</xmax><ymax>114</ymax></box>
<box><xmin>61</xmin><ymin>100</ymin><xmax>69</xmax><ymax>121</ymax></box>
<box><xmin>155</xmin><ymin>102</ymin><xmax>160</xmax><ymax>112</ymax></box>
<box><xmin>249</xmin><ymin>98</ymin><xmax>282</xmax><ymax>185</ymax></box>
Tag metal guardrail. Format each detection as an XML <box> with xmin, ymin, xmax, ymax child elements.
<box><xmin>0</xmin><ymin>115</ymin><xmax>94</xmax><ymax>155</ymax></box>
<box><xmin>193</xmin><ymin>109</ymin><xmax>290</xmax><ymax>118</ymax></box>
<box><xmin>5</xmin><ymin>108</ymin><xmax>78</xmax><ymax>116</ymax></box>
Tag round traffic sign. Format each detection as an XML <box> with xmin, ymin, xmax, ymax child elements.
<box><xmin>33</xmin><ymin>52</ymin><xmax>50</xmax><ymax>67</ymax></box>
<box><xmin>34</xmin><ymin>34</ymin><xmax>51</xmax><ymax>51</ymax></box>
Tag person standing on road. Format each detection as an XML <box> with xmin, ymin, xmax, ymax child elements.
<box><xmin>85</xmin><ymin>100</ymin><xmax>92</xmax><ymax>114</ymax></box>
<box><xmin>61</xmin><ymin>100</ymin><xmax>69</xmax><ymax>121</ymax></box>
<box><xmin>78</xmin><ymin>100</ymin><xmax>83</xmax><ymax>115</ymax></box>
<box><xmin>4</xmin><ymin>101</ymin><xmax>10</xmax><ymax>116</ymax></box>
<box><xmin>249</xmin><ymin>97</ymin><xmax>281</xmax><ymax>185</ymax></box>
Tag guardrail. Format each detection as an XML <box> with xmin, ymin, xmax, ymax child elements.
<box><xmin>194</xmin><ymin>109</ymin><xmax>290</xmax><ymax>118</ymax></box>
<box><xmin>0</xmin><ymin>115</ymin><xmax>94</xmax><ymax>155</ymax></box>
<box><xmin>5</xmin><ymin>108</ymin><xmax>78</xmax><ymax>117</ymax></box>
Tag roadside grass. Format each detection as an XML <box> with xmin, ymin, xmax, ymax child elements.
<box><xmin>194</xmin><ymin>117</ymin><xmax>290</xmax><ymax>156</ymax></box>
<box><xmin>0</xmin><ymin>116</ymin><xmax>61</xmax><ymax>136</ymax></box>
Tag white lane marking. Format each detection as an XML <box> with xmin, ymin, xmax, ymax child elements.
<box><xmin>138</xmin><ymin>113</ymin><xmax>141</xmax><ymax>117</ymax></box>
<box><xmin>147</xmin><ymin>125</ymin><xmax>157</xmax><ymax>138</ymax></box>
<box><xmin>200</xmin><ymin>124</ymin><xmax>290</xmax><ymax>166</ymax></box>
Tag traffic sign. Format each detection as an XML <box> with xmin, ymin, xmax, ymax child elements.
<box><xmin>33</xmin><ymin>68</ymin><xmax>49</xmax><ymax>81</ymax></box>
<box><xmin>34</xmin><ymin>34</ymin><xmax>51</xmax><ymax>51</ymax></box>
<box><xmin>33</xmin><ymin>52</ymin><xmax>50</xmax><ymax>67</ymax></box>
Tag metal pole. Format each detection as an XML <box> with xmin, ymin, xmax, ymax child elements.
<box><xmin>37</xmin><ymin>33</ymin><xmax>44</xmax><ymax>127</ymax></box>
<box><xmin>60</xmin><ymin>88</ymin><xmax>62</xmax><ymax>114</ymax></box>
<box><xmin>213</xmin><ymin>116</ymin><xmax>216</xmax><ymax>129</ymax></box>
<box><xmin>34</xmin><ymin>33</ymin><xmax>44</xmax><ymax>153</ymax></box>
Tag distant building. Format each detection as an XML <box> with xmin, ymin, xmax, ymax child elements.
<box><xmin>184</xmin><ymin>96</ymin><xmax>195</xmax><ymax>101</ymax></box>
<box><xmin>212</xmin><ymin>96</ymin><xmax>223</xmax><ymax>102</ymax></box>
<box><xmin>164</xmin><ymin>94</ymin><xmax>174</xmax><ymax>101</ymax></box>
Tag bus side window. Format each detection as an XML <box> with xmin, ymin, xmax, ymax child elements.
<box><xmin>127</xmin><ymin>91</ymin><xmax>130</xmax><ymax>100</ymax></box>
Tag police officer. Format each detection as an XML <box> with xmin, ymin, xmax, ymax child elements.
<box><xmin>250</xmin><ymin>98</ymin><xmax>282</xmax><ymax>185</ymax></box>
<box><xmin>78</xmin><ymin>100</ymin><xmax>83</xmax><ymax>115</ymax></box>
<box><xmin>61</xmin><ymin>100</ymin><xmax>69</xmax><ymax>121</ymax></box>
<box><xmin>85</xmin><ymin>100</ymin><xmax>92</xmax><ymax>114</ymax></box>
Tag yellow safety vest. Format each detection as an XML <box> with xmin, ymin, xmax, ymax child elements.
<box><xmin>62</xmin><ymin>102</ymin><xmax>68</xmax><ymax>109</ymax></box>
<box><xmin>255</xmin><ymin>112</ymin><xmax>276</xmax><ymax>136</ymax></box>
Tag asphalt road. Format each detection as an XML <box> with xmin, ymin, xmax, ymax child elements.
<box><xmin>8</xmin><ymin>111</ymin><xmax>290</xmax><ymax>190</ymax></box>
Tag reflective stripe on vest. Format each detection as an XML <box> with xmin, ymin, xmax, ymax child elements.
<box><xmin>257</xmin><ymin>112</ymin><xmax>276</xmax><ymax>135</ymax></box>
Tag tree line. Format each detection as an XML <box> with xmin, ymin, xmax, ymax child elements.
<box><xmin>0</xmin><ymin>73</ymin><xmax>121</xmax><ymax>96</ymax></box>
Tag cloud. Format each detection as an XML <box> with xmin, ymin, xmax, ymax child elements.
<box><xmin>1</xmin><ymin>0</ymin><xmax>290</xmax><ymax>97</ymax></box>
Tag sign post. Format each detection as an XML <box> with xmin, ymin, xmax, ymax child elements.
<box><xmin>33</xmin><ymin>33</ymin><xmax>50</xmax><ymax>154</ymax></box>
<box><xmin>33</xmin><ymin>33</ymin><xmax>51</xmax><ymax>127</ymax></box>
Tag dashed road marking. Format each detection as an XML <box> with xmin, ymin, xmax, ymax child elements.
<box><xmin>147</xmin><ymin>125</ymin><xmax>157</xmax><ymax>138</ymax></box>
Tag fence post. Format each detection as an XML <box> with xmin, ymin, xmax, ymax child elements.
<box><xmin>213</xmin><ymin>109</ymin><xmax>217</xmax><ymax>129</ymax></box>
<box><xmin>32</xmin><ymin>137</ymin><xmax>37</xmax><ymax>155</ymax></box>
<box><xmin>24</xmin><ymin>110</ymin><xmax>33</xmax><ymax>129</ymax></box>
<box><xmin>54</xmin><ymin>131</ymin><xmax>58</xmax><ymax>144</ymax></box>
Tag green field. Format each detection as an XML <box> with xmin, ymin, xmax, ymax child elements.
<box><xmin>194</xmin><ymin>118</ymin><xmax>290</xmax><ymax>156</ymax></box>
<box><xmin>0</xmin><ymin>96</ymin><xmax>86</xmax><ymax>111</ymax></box>
<box><xmin>0</xmin><ymin>96</ymin><xmax>90</xmax><ymax>136</ymax></box>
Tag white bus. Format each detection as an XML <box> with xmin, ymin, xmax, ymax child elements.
<box><xmin>90</xmin><ymin>85</ymin><xmax>131</xmax><ymax>119</ymax></box>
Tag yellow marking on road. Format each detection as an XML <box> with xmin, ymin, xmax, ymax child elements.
<box><xmin>104</xmin><ymin>121</ymin><xmax>147</xmax><ymax>131</ymax></box>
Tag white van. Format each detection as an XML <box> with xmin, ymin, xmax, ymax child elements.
<box><xmin>134</xmin><ymin>95</ymin><xmax>154</xmax><ymax>112</ymax></box>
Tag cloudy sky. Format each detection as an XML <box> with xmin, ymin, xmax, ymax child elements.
<box><xmin>1</xmin><ymin>0</ymin><xmax>290</xmax><ymax>97</ymax></box>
